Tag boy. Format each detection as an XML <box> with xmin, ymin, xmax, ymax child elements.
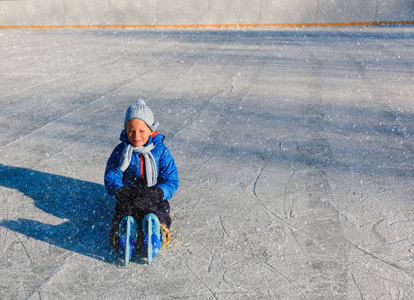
<box><xmin>104</xmin><ymin>99</ymin><xmax>179</xmax><ymax>251</ymax></box>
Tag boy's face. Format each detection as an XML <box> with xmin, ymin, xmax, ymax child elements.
<box><xmin>126</xmin><ymin>119</ymin><xmax>152</xmax><ymax>147</ymax></box>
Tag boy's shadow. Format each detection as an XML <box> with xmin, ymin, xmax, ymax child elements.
<box><xmin>0</xmin><ymin>163</ymin><xmax>137</xmax><ymax>265</ymax></box>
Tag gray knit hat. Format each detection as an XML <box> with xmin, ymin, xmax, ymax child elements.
<box><xmin>124</xmin><ymin>99</ymin><xmax>159</xmax><ymax>131</ymax></box>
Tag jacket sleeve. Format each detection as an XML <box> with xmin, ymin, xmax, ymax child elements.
<box><xmin>104</xmin><ymin>144</ymin><xmax>124</xmax><ymax>197</ymax></box>
<box><xmin>156</xmin><ymin>146</ymin><xmax>179</xmax><ymax>200</ymax></box>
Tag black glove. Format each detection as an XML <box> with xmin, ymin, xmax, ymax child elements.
<box><xmin>115</xmin><ymin>179</ymin><xmax>147</xmax><ymax>203</ymax></box>
<box><xmin>132</xmin><ymin>186</ymin><xmax>164</xmax><ymax>211</ymax></box>
<box><xmin>115</xmin><ymin>186</ymin><xmax>135</xmax><ymax>204</ymax></box>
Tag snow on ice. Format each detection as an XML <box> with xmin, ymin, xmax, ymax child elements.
<box><xmin>0</xmin><ymin>26</ymin><xmax>413</xmax><ymax>299</ymax></box>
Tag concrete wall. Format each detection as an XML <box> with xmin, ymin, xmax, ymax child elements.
<box><xmin>0</xmin><ymin>0</ymin><xmax>413</xmax><ymax>27</ymax></box>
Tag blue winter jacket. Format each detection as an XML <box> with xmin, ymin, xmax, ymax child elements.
<box><xmin>104</xmin><ymin>132</ymin><xmax>179</xmax><ymax>200</ymax></box>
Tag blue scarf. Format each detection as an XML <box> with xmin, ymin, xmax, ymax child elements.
<box><xmin>118</xmin><ymin>131</ymin><xmax>158</xmax><ymax>187</ymax></box>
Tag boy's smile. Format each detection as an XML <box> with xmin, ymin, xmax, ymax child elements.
<box><xmin>126</xmin><ymin>118</ymin><xmax>152</xmax><ymax>147</ymax></box>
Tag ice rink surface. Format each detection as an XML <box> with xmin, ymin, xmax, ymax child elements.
<box><xmin>0</xmin><ymin>26</ymin><xmax>413</xmax><ymax>299</ymax></box>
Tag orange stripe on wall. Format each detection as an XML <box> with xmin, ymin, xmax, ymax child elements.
<box><xmin>0</xmin><ymin>21</ymin><xmax>413</xmax><ymax>30</ymax></box>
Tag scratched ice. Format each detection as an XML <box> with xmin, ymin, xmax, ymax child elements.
<box><xmin>0</xmin><ymin>27</ymin><xmax>413</xmax><ymax>299</ymax></box>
